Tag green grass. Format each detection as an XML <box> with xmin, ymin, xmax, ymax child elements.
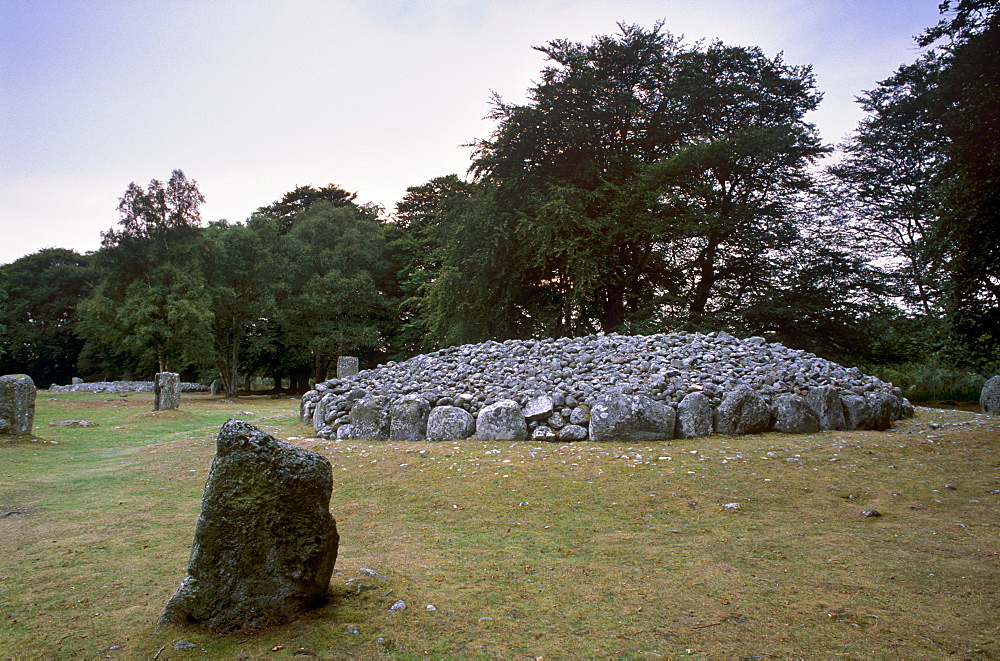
<box><xmin>2</xmin><ymin>392</ymin><xmax>999</xmax><ymax>658</ymax></box>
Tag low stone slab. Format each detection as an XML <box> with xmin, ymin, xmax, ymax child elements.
<box><xmin>0</xmin><ymin>374</ymin><xmax>36</xmax><ymax>436</ymax></box>
<box><xmin>589</xmin><ymin>394</ymin><xmax>675</xmax><ymax>442</ymax></box>
<box><xmin>159</xmin><ymin>420</ymin><xmax>338</xmax><ymax>632</ymax></box>
<box><xmin>49</xmin><ymin>420</ymin><xmax>98</xmax><ymax>428</ymax></box>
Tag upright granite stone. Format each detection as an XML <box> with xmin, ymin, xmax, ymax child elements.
<box><xmin>210</xmin><ymin>379</ymin><xmax>221</xmax><ymax>396</ymax></box>
<box><xmin>772</xmin><ymin>394</ymin><xmax>820</xmax><ymax>434</ymax></box>
<box><xmin>714</xmin><ymin>385</ymin><xmax>770</xmax><ymax>436</ymax></box>
<box><xmin>389</xmin><ymin>395</ymin><xmax>431</xmax><ymax>441</ymax></box>
<box><xmin>154</xmin><ymin>372</ymin><xmax>180</xmax><ymax>411</ymax></box>
<box><xmin>589</xmin><ymin>394</ymin><xmax>675</xmax><ymax>442</ymax></box>
<box><xmin>426</xmin><ymin>405</ymin><xmax>475</xmax><ymax>440</ymax></box>
<box><xmin>0</xmin><ymin>374</ymin><xmax>36</xmax><ymax>436</ymax></box>
<box><xmin>475</xmin><ymin>399</ymin><xmax>528</xmax><ymax>441</ymax></box>
<box><xmin>337</xmin><ymin>356</ymin><xmax>360</xmax><ymax>379</ymax></box>
<box><xmin>981</xmin><ymin>376</ymin><xmax>1000</xmax><ymax>415</ymax></box>
<box><xmin>159</xmin><ymin>420</ymin><xmax>338</xmax><ymax>632</ymax></box>
<box><xmin>676</xmin><ymin>391</ymin><xmax>713</xmax><ymax>438</ymax></box>
<box><xmin>805</xmin><ymin>385</ymin><xmax>847</xmax><ymax>431</ymax></box>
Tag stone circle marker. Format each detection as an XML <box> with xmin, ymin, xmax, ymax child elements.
<box><xmin>982</xmin><ymin>376</ymin><xmax>1000</xmax><ymax>416</ymax></box>
<box><xmin>159</xmin><ymin>419</ymin><xmax>339</xmax><ymax>632</ymax></box>
<box><xmin>153</xmin><ymin>372</ymin><xmax>180</xmax><ymax>411</ymax></box>
<box><xmin>337</xmin><ymin>356</ymin><xmax>359</xmax><ymax>378</ymax></box>
<box><xmin>0</xmin><ymin>374</ymin><xmax>36</xmax><ymax>436</ymax></box>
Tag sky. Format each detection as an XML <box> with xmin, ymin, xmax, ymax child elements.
<box><xmin>0</xmin><ymin>0</ymin><xmax>944</xmax><ymax>265</ymax></box>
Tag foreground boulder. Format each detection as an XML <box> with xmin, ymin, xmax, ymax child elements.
<box><xmin>159</xmin><ymin>420</ymin><xmax>339</xmax><ymax>632</ymax></box>
<box><xmin>982</xmin><ymin>376</ymin><xmax>1000</xmax><ymax>416</ymax></box>
<box><xmin>589</xmin><ymin>394</ymin><xmax>675</xmax><ymax>442</ymax></box>
<box><xmin>0</xmin><ymin>374</ymin><xmax>36</xmax><ymax>436</ymax></box>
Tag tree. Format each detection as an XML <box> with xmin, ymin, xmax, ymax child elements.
<box><xmin>274</xmin><ymin>201</ymin><xmax>392</xmax><ymax>381</ymax></box>
<box><xmin>202</xmin><ymin>218</ymin><xmax>280</xmax><ymax>396</ymax></box>
<box><xmin>255</xmin><ymin>184</ymin><xmax>357</xmax><ymax>235</ymax></box>
<box><xmin>427</xmin><ymin>24</ymin><xmax>828</xmax><ymax>341</ymax></box>
<box><xmin>0</xmin><ymin>249</ymin><xmax>95</xmax><ymax>387</ymax></box>
<box><xmin>828</xmin><ymin>54</ymin><xmax>947</xmax><ymax>318</ymax></box>
<box><xmin>80</xmin><ymin>170</ymin><xmax>212</xmax><ymax>375</ymax></box>
<box><xmin>922</xmin><ymin>0</ymin><xmax>1000</xmax><ymax>372</ymax></box>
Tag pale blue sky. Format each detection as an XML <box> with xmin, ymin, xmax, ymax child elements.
<box><xmin>1</xmin><ymin>0</ymin><xmax>942</xmax><ymax>264</ymax></box>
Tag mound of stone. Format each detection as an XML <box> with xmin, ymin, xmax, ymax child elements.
<box><xmin>301</xmin><ymin>331</ymin><xmax>910</xmax><ymax>442</ymax></box>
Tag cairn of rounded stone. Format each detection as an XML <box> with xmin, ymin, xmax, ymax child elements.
<box><xmin>300</xmin><ymin>331</ymin><xmax>910</xmax><ymax>442</ymax></box>
<box><xmin>0</xmin><ymin>374</ymin><xmax>36</xmax><ymax>436</ymax></box>
<box><xmin>153</xmin><ymin>372</ymin><xmax>180</xmax><ymax>411</ymax></box>
<box><xmin>982</xmin><ymin>376</ymin><xmax>1000</xmax><ymax>416</ymax></box>
<box><xmin>159</xmin><ymin>419</ymin><xmax>338</xmax><ymax>633</ymax></box>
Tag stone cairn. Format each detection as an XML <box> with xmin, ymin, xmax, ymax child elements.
<box><xmin>159</xmin><ymin>419</ymin><xmax>339</xmax><ymax>632</ymax></box>
<box><xmin>300</xmin><ymin>331</ymin><xmax>912</xmax><ymax>443</ymax></box>
<box><xmin>0</xmin><ymin>374</ymin><xmax>36</xmax><ymax>436</ymax></box>
<box><xmin>49</xmin><ymin>380</ymin><xmax>208</xmax><ymax>393</ymax></box>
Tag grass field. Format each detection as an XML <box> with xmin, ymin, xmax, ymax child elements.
<box><xmin>1</xmin><ymin>391</ymin><xmax>998</xmax><ymax>659</ymax></box>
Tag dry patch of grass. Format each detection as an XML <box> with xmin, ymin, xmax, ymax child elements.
<box><xmin>2</xmin><ymin>395</ymin><xmax>998</xmax><ymax>658</ymax></box>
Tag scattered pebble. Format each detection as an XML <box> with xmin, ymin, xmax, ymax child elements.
<box><xmin>862</xmin><ymin>508</ymin><xmax>881</xmax><ymax>518</ymax></box>
<box><xmin>389</xmin><ymin>600</ymin><xmax>407</xmax><ymax>613</ymax></box>
<box><xmin>346</xmin><ymin>624</ymin><xmax>360</xmax><ymax>636</ymax></box>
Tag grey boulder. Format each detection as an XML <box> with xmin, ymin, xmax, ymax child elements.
<box><xmin>772</xmin><ymin>394</ymin><xmax>820</xmax><ymax>434</ymax></box>
<box><xmin>389</xmin><ymin>395</ymin><xmax>431</xmax><ymax>442</ymax></box>
<box><xmin>805</xmin><ymin>385</ymin><xmax>847</xmax><ymax>431</ymax></box>
<box><xmin>714</xmin><ymin>385</ymin><xmax>770</xmax><ymax>436</ymax></box>
<box><xmin>426</xmin><ymin>406</ymin><xmax>476</xmax><ymax>440</ymax></box>
<box><xmin>349</xmin><ymin>395</ymin><xmax>393</xmax><ymax>440</ymax></box>
<box><xmin>475</xmin><ymin>400</ymin><xmax>528</xmax><ymax>441</ymax></box>
<box><xmin>589</xmin><ymin>394</ymin><xmax>675</xmax><ymax>442</ymax></box>
<box><xmin>676</xmin><ymin>391</ymin><xmax>713</xmax><ymax>438</ymax></box>
<box><xmin>982</xmin><ymin>376</ymin><xmax>1000</xmax><ymax>415</ymax></box>
<box><xmin>0</xmin><ymin>374</ymin><xmax>35</xmax><ymax>436</ymax></box>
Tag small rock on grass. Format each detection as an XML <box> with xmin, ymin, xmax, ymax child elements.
<box><xmin>389</xmin><ymin>600</ymin><xmax>406</xmax><ymax>613</ymax></box>
<box><xmin>861</xmin><ymin>508</ymin><xmax>881</xmax><ymax>518</ymax></box>
<box><xmin>346</xmin><ymin>624</ymin><xmax>360</xmax><ymax>636</ymax></box>
<box><xmin>173</xmin><ymin>640</ymin><xmax>196</xmax><ymax>650</ymax></box>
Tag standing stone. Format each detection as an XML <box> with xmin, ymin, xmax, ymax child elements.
<box><xmin>154</xmin><ymin>372</ymin><xmax>180</xmax><ymax>411</ymax></box>
<box><xmin>589</xmin><ymin>394</ymin><xmax>675</xmax><ymax>442</ymax></box>
<box><xmin>714</xmin><ymin>385</ymin><xmax>770</xmax><ymax>436</ymax></box>
<box><xmin>159</xmin><ymin>420</ymin><xmax>338</xmax><ymax>632</ymax></box>
<box><xmin>389</xmin><ymin>395</ymin><xmax>431</xmax><ymax>442</ymax></box>
<box><xmin>426</xmin><ymin>405</ymin><xmax>475</xmax><ymax>440</ymax></box>
<box><xmin>348</xmin><ymin>394</ymin><xmax>393</xmax><ymax>440</ymax></box>
<box><xmin>210</xmin><ymin>379</ymin><xmax>221</xmax><ymax>396</ymax></box>
<box><xmin>981</xmin><ymin>376</ymin><xmax>1000</xmax><ymax>415</ymax></box>
<box><xmin>312</xmin><ymin>394</ymin><xmax>334</xmax><ymax>431</ymax></box>
<box><xmin>0</xmin><ymin>374</ymin><xmax>36</xmax><ymax>436</ymax></box>
<box><xmin>337</xmin><ymin>356</ymin><xmax>360</xmax><ymax>379</ymax></box>
<box><xmin>805</xmin><ymin>385</ymin><xmax>846</xmax><ymax>431</ymax></box>
<box><xmin>676</xmin><ymin>391</ymin><xmax>713</xmax><ymax>438</ymax></box>
<box><xmin>71</xmin><ymin>377</ymin><xmax>84</xmax><ymax>385</ymax></box>
<box><xmin>772</xmin><ymin>394</ymin><xmax>820</xmax><ymax>434</ymax></box>
<box><xmin>475</xmin><ymin>400</ymin><xmax>528</xmax><ymax>441</ymax></box>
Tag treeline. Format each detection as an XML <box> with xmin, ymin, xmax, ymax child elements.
<box><xmin>1</xmin><ymin>5</ymin><xmax>997</xmax><ymax>392</ymax></box>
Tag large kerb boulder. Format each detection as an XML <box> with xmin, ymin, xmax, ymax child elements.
<box><xmin>159</xmin><ymin>420</ymin><xmax>339</xmax><ymax>632</ymax></box>
<box><xmin>389</xmin><ymin>395</ymin><xmax>431</xmax><ymax>441</ymax></box>
<box><xmin>589</xmin><ymin>394</ymin><xmax>675</xmax><ymax>442</ymax></box>
<box><xmin>0</xmin><ymin>374</ymin><xmax>36</xmax><ymax>436</ymax></box>
<box><xmin>476</xmin><ymin>399</ymin><xmax>528</xmax><ymax>441</ymax></box>
<box><xmin>426</xmin><ymin>405</ymin><xmax>475</xmax><ymax>440</ymax></box>
<box><xmin>714</xmin><ymin>385</ymin><xmax>770</xmax><ymax>436</ymax></box>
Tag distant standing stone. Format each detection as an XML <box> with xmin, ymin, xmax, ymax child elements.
<box><xmin>154</xmin><ymin>372</ymin><xmax>180</xmax><ymax>411</ymax></box>
<box><xmin>159</xmin><ymin>420</ymin><xmax>339</xmax><ymax>632</ymax></box>
<box><xmin>337</xmin><ymin>356</ymin><xmax>360</xmax><ymax>378</ymax></box>
<box><xmin>0</xmin><ymin>374</ymin><xmax>36</xmax><ymax>436</ymax></box>
<box><xmin>981</xmin><ymin>376</ymin><xmax>1000</xmax><ymax>415</ymax></box>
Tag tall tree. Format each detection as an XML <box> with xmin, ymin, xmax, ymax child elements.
<box><xmin>0</xmin><ymin>249</ymin><xmax>95</xmax><ymax>387</ymax></box>
<box><xmin>80</xmin><ymin>169</ymin><xmax>212</xmax><ymax>375</ymax></box>
<box><xmin>255</xmin><ymin>184</ymin><xmax>357</xmax><ymax>235</ymax></box>
<box><xmin>427</xmin><ymin>24</ymin><xmax>828</xmax><ymax>342</ymax></box>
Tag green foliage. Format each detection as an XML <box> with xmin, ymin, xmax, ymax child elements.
<box><xmin>255</xmin><ymin>183</ymin><xmax>357</xmax><ymax>235</ymax></box>
<box><xmin>80</xmin><ymin>170</ymin><xmax>212</xmax><ymax>375</ymax></box>
<box><xmin>875</xmin><ymin>359</ymin><xmax>986</xmax><ymax>402</ymax></box>
<box><xmin>0</xmin><ymin>249</ymin><xmax>95</xmax><ymax>386</ymax></box>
